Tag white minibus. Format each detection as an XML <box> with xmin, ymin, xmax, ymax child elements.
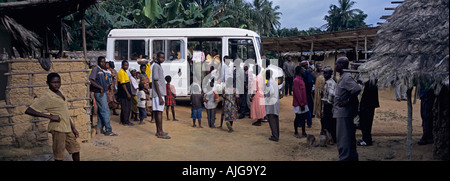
<box><xmin>106</xmin><ymin>27</ymin><xmax>283</xmax><ymax>96</ymax></box>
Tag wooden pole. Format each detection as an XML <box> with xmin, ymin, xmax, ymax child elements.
<box><xmin>364</xmin><ymin>35</ymin><xmax>368</xmax><ymax>60</ymax></box>
<box><xmin>355</xmin><ymin>36</ymin><xmax>359</xmax><ymax>61</ymax></box>
<box><xmin>58</xmin><ymin>18</ymin><xmax>65</xmax><ymax>58</ymax></box>
<box><xmin>406</xmin><ymin>88</ymin><xmax>413</xmax><ymax>161</ymax></box>
<box><xmin>333</xmin><ymin>49</ymin><xmax>337</xmax><ymax>78</ymax></box>
<box><xmin>45</xmin><ymin>25</ymin><xmax>49</xmax><ymax>58</ymax></box>
<box><xmin>81</xmin><ymin>10</ymin><xmax>88</xmax><ymax>62</ymax></box>
<box><xmin>309</xmin><ymin>41</ymin><xmax>314</xmax><ymax>61</ymax></box>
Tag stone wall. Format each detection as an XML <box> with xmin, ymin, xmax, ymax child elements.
<box><xmin>0</xmin><ymin>58</ymin><xmax>91</xmax><ymax>149</ymax></box>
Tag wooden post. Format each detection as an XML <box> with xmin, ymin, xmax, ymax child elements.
<box><xmin>45</xmin><ymin>25</ymin><xmax>49</xmax><ymax>58</ymax></box>
<box><xmin>406</xmin><ymin>88</ymin><xmax>413</xmax><ymax>161</ymax></box>
<box><xmin>355</xmin><ymin>36</ymin><xmax>359</xmax><ymax>61</ymax></box>
<box><xmin>81</xmin><ymin>10</ymin><xmax>87</xmax><ymax>62</ymax></box>
<box><xmin>333</xmin><ymin>49</ymin><xmax>337</xmax><ymax>78</ymax></box>
<box><xmin>364</xmin><ymin>35</ymin><xmax>368</xmax><ymax>60</ymax></box>
<box><xmin>58</xmin><ymin>18</ymin><xmax>65</xmax><ymax>58</ymax></box>
<box><xmin>309</xmin><ymin>41</ymin><xmax>314</xmax><ymax>62</ymax></box>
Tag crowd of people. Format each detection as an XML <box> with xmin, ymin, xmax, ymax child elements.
<box><xmin>25</xmin><ymin>51</ymin><xmax>435</xmax><ymax>161</ymax></box>
<box><xmin>283</xmin><ymin>56</ymin><xmax>381</xmax><ymax>161</ymax></box>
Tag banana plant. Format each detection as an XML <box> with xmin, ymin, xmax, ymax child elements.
<box><xmin>134</xmin><ymin>0</ymin><xmax>232</xmax><ymax>28</ymax></box>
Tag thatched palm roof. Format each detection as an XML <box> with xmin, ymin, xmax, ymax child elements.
<box><xmin>0</xmin><ymin>0</ymin><xmax>97</xmax><ymax>57</ymax></box>
<box><xmin>360</xmin><ymin>0</ymin><xmax>449</xmax><ymax>93</ymax></box>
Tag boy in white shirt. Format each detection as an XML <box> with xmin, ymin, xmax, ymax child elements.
<box><xmin>204</xmin><ymin>78</ymin><xmax>219</xmax><ymax>128</ymax></box>
<box><xmin>137</xmin><ymin>83</ymin><xmax>147</xmax><ymax>125</ymax></box>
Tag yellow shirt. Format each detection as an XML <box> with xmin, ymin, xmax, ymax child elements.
<box><xmin>118</xmin><ymin>68</ymin><xmax>130</xmax><ymax>84</ymax></box>
<box><xmin>145</xmin><ymin>63</ymin><xmax>152</xmax><ymax>83</ymax></box>
<box><xmin>30</xmin><ymin>90</ymin><xmax>72</xmax><ymax>133</ymax></box>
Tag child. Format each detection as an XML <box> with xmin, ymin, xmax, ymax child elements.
<box><xmin>106</xmin><ymin>61</ymin><xmax>119</xmax><ymax>116</ymax></box>
<box><xmin>165</xmin><ymin>75</ymin><xmax>178</xmax><ymax>121</ymax></box>
<box><xmin>139</xmin><ymin>64</ymin><xmax>152</xmax><ymax>122</ymax></box>
<box><xmin>204</xmin><ymin>78</ymin><xmax>219</xmax><ymax>128</ymax></box>
<box><xmin>293</xmin><ymin>66</ymin><xmax>309</xmax><ymax>138</ymax></box>
<box><xmin>137</xmin><ymin>83</ymin><xmax>147</xmax><ymax>125</ymax></box>
<box><xmin>224</xmin><ymin>77</ymin><xmax>238</xmax><ymax>132</ymax></box>
<box><xmin>130</xmin><ymin>69</ymin><xmax>140</xmax><ymax>122</ymax></box>
<box><xmin>190</xmin><ymin>84</ymin><xmax>204</xmax><ymax>128</ymax></box>
<box><xmin>117</xmin><ymin>60</ymin><xmax>134</xmax><ymax>126</ymax></box>
<box><xmin>25</xmin><ymin>73</ymin><xmax>80</xmax><ymax>161</ymax></box>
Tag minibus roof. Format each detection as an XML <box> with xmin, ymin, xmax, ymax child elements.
<box><xmin>108</xmin><ymin>28</ymin><xmax>260</xmax><ymax>38</ymax></box>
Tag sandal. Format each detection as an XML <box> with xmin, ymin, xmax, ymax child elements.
<box><xmin>357</xmin><ymin>140</ymin><xmax>368</xmax><ymax>146</ymax></box>
<box><xmin>105</xmin><ymin>132</ymin><xmax>118</xmax><ymax>136</ymax></box>
<box><xmin>155</xmin><ymin>132</ymin><xmax>168</xmax><ymax>137</ymax></box>
<box><xmin>157</xmin><ymin>135</ymin><xmax>171</xmax><ymax>139</ymax></box>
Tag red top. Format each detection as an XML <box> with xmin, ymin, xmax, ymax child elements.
<box><xmin>293</xmin><ymin>75</ymin><xmax>308</xmax><ymax>107</ymax></box>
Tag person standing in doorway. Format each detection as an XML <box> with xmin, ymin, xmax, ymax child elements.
<box><xmin>333</xmin><ymin>57</ymin><xmax>361</xmax><ymax>161</ymax></box>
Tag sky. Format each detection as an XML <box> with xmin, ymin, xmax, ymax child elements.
<box><xmin>267</xmin><ymin>0</ymin><xmax>398</xmax><ymax>30</ymax></box>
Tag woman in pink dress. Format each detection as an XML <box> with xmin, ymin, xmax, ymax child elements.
<box><xmin>251</xmin><ymin>66</ymin><xmax>266</xmax><ymax>126</ymax></box>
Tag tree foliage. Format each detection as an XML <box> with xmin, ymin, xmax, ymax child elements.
<box><xmin>65</xmin><ymin>0</ymin><xmax>283</xmax><ymax>50</ymax></box>
<box><xmin>62</xmin><ymin>0</ymin><xmax>369</xmax><ymax>50</ymax></box>
<box><xmin>323</xmin><ymin>0</ymin><xmax>369</xmax><ymax>32</ymax></box>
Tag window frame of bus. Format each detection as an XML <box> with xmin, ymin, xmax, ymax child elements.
<box><xmin>228</xmin><ymin>38</ymin><xmax>256</xmax><ymax>61</ymax></box>
<box><xmin>150</xmin><ymin>39</ymin><xmax>186</xmax><ymax>62</ymax></box>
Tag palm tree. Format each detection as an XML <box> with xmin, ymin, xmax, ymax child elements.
<box><xmin>323</xmin><ymin>0</ymin><xmax>367</xmax><ymax>32</ymax></box>
<box><xmin>252</xmin><ymin>0</ymin><xmax>281</xmax><ymax>37</ymax></box>
<box><xmin>324</xmin><ymin>4</ymin><xmax>341</xmax><ymax>31</ymax></box>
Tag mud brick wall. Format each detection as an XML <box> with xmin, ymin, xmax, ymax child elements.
<box><xmin>0</xmin><ymin>59</ymin><xmax>91</xmax><ymax>148</ymax></box>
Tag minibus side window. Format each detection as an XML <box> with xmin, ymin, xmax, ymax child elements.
<box><xmin>228</xmin><ymin>39</ymin><xmax>256</xmax><ymax>61</ymax></box>
<box><xmin>114</xmin><ymin>40</ymin><xmax>128</xmax><ymax>60</ymax></box>
<box><xmin>151</xmin><ymin>40</ymin><xmax>184</xmax><ymax>62</ymax></box>
<box><xmin>167</xmin><ymin>40</ymin><xmax>184</xmax><ymax>61</ymax></box>
<box><xmin>152</xmin><ymin>40</ymin><xmax>165</xmax><ymax>60</ymax></box>
<box><xmin>114</xmin><ymin>40</ymin><xmax>145</xmax><ymax>61</ymax></box>
<box><xmin>130</xmin><ymin>40</ymin><xmax>145</xmax><ymax>60</ymax></box>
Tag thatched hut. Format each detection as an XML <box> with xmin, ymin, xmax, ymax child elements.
<box><xmin>360</xmin><ymin>0</ymin><xmax>449</xmax><ymax>160</ymax></box>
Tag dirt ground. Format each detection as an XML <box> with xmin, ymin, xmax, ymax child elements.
<box><xmin>1</xmin><ymin>88</ymin><xmax>440</xmax><ymax>161</ymax></box>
